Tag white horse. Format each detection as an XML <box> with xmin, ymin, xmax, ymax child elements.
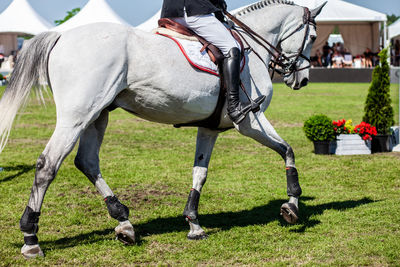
<box><xmin>0</xmin><ymin>0</ymin><xmax>324</xmax><ymax>258</ymax></box>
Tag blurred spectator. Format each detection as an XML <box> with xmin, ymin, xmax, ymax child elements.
<box><xmin>311</xmin><ymin>49</ymin><xmax>322</xmax><ymax>67</ymax></box>
<box><xmin>395</xmin><ymin>40</ymin><xmax>400</xmax><ymax>66</ymax></box>
<box><xmin>332</xmin><ymin>50</ymin><xmax>344</xmax><ymax>68</ymax></box>
<box><xmin>363</xmin><ymin>48</ymin><xmax>373</xmax><ymax>68</ymax></box>
<box><xmin>335</xmin><ymin>42</ymin><xmax>344</xmax><ymax>54</ymax></box>
<box><xmin>8</xmin><ymin>54</ymin><xmax>15</xmax><ymax>69</ymax></box>
<box><xmin>342</xmin><ymin>49</ymin><xmax>353</xmax><ymax>68</ymax></box>
<box><xmin>313</xmin><ymin>41</ymin><xmax>383</xmax><ymax>68</ymax></box>
<box><xmin>353</xmin><ymin>55</ymin><xmax>363</xmax><ymax>68</ymax></box>
<box><xmin>0</xmin><ymin>53</ymin><xmax>4</xmax><ymax>69</ymax></box>
<box><xmin>322</xmin><ymin>41</ymin><xmax>332</xmax><ymax>67</ymax></box>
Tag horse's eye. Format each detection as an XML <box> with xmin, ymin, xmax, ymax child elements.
<box><xmin>310</xmin><ymin>35</ymin><xmax>317</xmax><ymax>42</ymax></box>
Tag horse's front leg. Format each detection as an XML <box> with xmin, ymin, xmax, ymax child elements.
<box><xmin>237</xmin><ymin>113</ymin><xmax>302</xmax><ymax>224</ymax></box>
<box><xmin>183</xmin><ymin>127</ymin><xmax>219</xmax><ymax>240</ymax></box>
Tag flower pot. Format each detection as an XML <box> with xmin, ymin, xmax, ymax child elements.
<box><xmin>334</xmin><ymin>134</ymin><xmax>371</xmax><ymax>155</ymax></box>
<box><xmin>371</xmin><ymin>135</ymin><xmax>391</xmax><ymax>153</ymax></box>
<box><xmin>313</xmin><ymin>140</ymin><xmax>331</xmax><ymax>155</ymax></box>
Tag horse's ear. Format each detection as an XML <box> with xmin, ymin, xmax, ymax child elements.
<box><xmin>310</xmin><ymin>1</ymin><xmax>327</xmax><ymax>19</ymax></box>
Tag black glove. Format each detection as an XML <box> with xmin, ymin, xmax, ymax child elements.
<box><xmin>210</xmin><ymin>0</ymin><xmax>227</xmax><ymax>23</ymax></box>
<box><xmin>211</xmin><ymin>0</ymin><xmax>227</xmax><ymax>11</ymax></box>
<box><xmin>215</xmin><ymin>11</ymin><xmax>226</xmax><ymax>23</ymax></box>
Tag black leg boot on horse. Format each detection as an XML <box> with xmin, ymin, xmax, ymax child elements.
<box><xmin>223</xmin><ymin>47</ymin><xmax>266</xmax><ymax>124</ymax></box>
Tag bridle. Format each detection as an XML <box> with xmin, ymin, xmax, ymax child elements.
<box><xmin>224</xmin><ymin>7</ymin><xmax>316</xmax><ymax>79</ymax></box>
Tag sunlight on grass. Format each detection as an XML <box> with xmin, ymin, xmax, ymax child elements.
<box><xmin>0</xmin><ymin>83</ymin><xmax>399</xmax><ymax>265</ymax></box>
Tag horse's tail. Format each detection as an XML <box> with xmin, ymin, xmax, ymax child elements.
<box><xmin>0</xmin><ymin>31</ymin><xmax>61</xmax><ymax>154</ymax></box>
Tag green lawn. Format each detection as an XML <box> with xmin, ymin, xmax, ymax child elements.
<box><xmin>0</xmin><ymin>83</ymin><xmax>399</xmax><ymax>266</ymax></box>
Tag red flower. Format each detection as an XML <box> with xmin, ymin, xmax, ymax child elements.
<box><xmin>363</xmin><ymin>134</ymin><xmax>371</xmax><ymax>141</ymax></box>
<box><xmin>354</xmin><ymin>122</ymin><xmax>376</xmax><ymax>141</ymax></box>
<box><xmin>333</xmin><ymin>119</ymin><xmax>348</xmax><ymax>135</ymax></box>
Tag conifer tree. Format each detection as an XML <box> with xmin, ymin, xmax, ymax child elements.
<box><xmin>362</xmin><ymin>48</ymin><xmax>394</xmax><ymax>134</ymax></box>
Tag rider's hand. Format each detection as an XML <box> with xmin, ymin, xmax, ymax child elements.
<box><xmin>211</xmin><ymin>0</ymin><xmax>227</xmax><ymax>11</ymax></box>
<box><xmin>218</xmin><ymin>0</ymin><xmax>227</xmax><ymax>11</ymax></box>
<box><xmin>215</xmin><ymin>11</ymin><xmax>226</xmax><ymax>23</ymax></box>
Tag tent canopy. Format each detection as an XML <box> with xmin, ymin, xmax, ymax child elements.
<box><xmin>293</xmin><ymin>0</ymin><xmax>387</xmax><ymax>56</ymax></box>
<box><xmin>137</xmin><ymin>0</ymin><xmax>386</xmax><ymax>56</ymax></box>
<box><xmin>294</xmin><ymin>0</ymin><xmax>386</xmax><ymax>22</ymax></box>
<box><xmin>53</xmin><ymin>0</ymin><xmax>131</xmax><ymax>32</ymax></box>
<box><xmin>135</xmin><ymin>5</ymin><xmax>253</xmax><ymax>32</ymax></box>
<box><xmin>0</xmin><ymin>0</ymin><xmax>52</xmax><ymax>56</ymax></box>
<box><xmin>0</xmin><ymin>0</ymin><xmax>52</xmax><ymax>35</ymax></box>
<box><xmin>136</xmin><ymin>9</ymin><xmax>161</xmax><ymax>32</ymax></box>
<box><xmin>389</xmin><ymin>19</ymin><xmax>400</xmax><ymax>40</ymax></box>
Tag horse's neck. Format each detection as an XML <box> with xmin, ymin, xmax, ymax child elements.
<box><xmin>234</xmin><ymin>5</ymin><xmax>301</xmax><ymax>99</ymax></box>
<box><xmin>237</xmin><ymin>5</ymin><xmax>301</xmax><ymax>63</ymax></box>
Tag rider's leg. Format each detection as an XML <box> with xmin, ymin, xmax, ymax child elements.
<box><xmin>175</xmin><ymin>13</ymin><xmax>266</xmax><ymax>124</ymax></box>
<box><xmin>222</xmin><ymin>48</ymin><xmax>266</xmax><ymax>124</ymax></box>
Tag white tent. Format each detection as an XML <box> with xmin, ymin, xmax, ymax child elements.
<box><xmin>137</xmin><ymin>0</ymin><xmax>386</xmax><ymax>56</ymax></box>
<box><xmin>135</xmin><ymin>5</ymin><xmax>253</xmax><ymax>32</ymax></box>
<box><xmin>0</xmin><ymin>0</ymin><xmax>52</xmax><ymax>56</ymax></box>
<box><xmin>293</xmin><ymin>0</ymin><xmax>387</xmax><ymax>55</ymax></box>
<box><xmin>389</xmin><ymin>19</ymin><xmax>400</xmax><ymax>40</ymax></box>
<box><xmin>53</xmin><ymin>0</ymin><xmax>131</xmax><ymax>32</ymax></box>
<box><xmin>0</xmin><ymin>0</ymin><xmax>52</xmax><ymax>35</ymax></box>
<box><xmin>136</xmin><ymin>9</ymin><xmax>161</xmax><ymax>32</ymax></box>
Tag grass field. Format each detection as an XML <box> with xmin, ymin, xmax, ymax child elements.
<box><xmin>0</xmin><ymin>83</ymin><xmax>399</xmax><ymax>266</ymax></box>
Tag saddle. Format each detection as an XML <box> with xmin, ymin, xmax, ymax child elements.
<box><xmin>157</xmin><ymin>18</ymin><xmax>244</xmax><ymax>67</ymax></box>
<box><xmin>156</xmin><ymin>18</ymin><xmax>244</xmax><ymax>129</ymax></box>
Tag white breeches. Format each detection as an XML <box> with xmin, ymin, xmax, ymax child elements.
<box><xmin>173</xmin><ymin>11</ymin><xmax>240</xmax><ymax>56</ymax></box>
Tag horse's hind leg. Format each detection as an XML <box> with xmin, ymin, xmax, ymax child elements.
<box><xmin>74</xmin><ymin>110</ymin><xmax>135</xmax><ymax>245</ymax></box>
<box><xmin>183</xmin><ymin>127</ymin><xmax>219</xmax><ymax>240</ymax></box>
<box><xmin>19</xmin><ymin>125</ymin><xmax>85</xmax><ymax>258</ymax></box>
<box><xmin>237</xmin><ymin>113</ymin><xmax>302</xmax><ymax>224</ymax></box>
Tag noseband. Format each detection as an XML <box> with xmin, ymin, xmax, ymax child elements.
<box><xmin>224</xmin><ymin>8</ymin><xmax>316</xmax><ymax>78</ymax></box>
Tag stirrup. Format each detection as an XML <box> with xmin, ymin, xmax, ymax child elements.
<box><xmin>228</xmin><ymin>95</ymin><xmax>266</xmax><ymax>124</ymax></box>
<box><xmin>228</xmin><ymin>104</ymin><xmax>252</xmax><ymax>124</ymax></box>
<box><xmin>250</xmin><ymin>95</ymin><xmax>266</xmax><ymax>113</ymax></box>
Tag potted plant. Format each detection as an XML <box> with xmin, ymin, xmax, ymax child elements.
<box><xmin>303</xmin><ymin>114</ymin><xmax>335</xmax><ymax>154</ymax></box>
<box><xmin>362</xmin><ymin>48</ymin><xmax>394</xmax><ymax>153</ymax></box>
<box><xmin>332</xmin><ymin>119</ymin><xmax>375</xmax><ymax>155</ymax></box>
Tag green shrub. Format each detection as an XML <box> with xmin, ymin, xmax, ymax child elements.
<box><xmin>0</xmin><ymin>74</ymin><xmax>3</xmax><ymax>80</ymax></box>
<box><xmin>362</xmin><ymin>48</ymin><xmax>394</xmax><ymax>134</ymax></box>
<box><xmin>303</xmin><ymin>114</ymin><xmax>335</xmax><ymax>141</ymax></box>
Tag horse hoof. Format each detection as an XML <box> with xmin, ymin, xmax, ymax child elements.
<box><xmin>280</xmin><ymin>202</ymin><xmax>299</xmax><ymax>224</ymax></box>
<box><xmin>115</xmin><ymin>222</ymin><xmax>135</xmax><ymax>245</ymax></box>
<box><xmin>187</xmin><ymin>232</ymin><xmax>208</xmax><ymax>240</ymax></box>
<box><xmin>21</xmin><ymin>244</ymin><xmax>44</xmax><ymax>259</ymax></box>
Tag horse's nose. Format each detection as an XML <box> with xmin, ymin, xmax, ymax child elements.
<box><xmin>300</xmin><ymin>78</ymin><xmax>309</xmax><ymax>87</ymax></box>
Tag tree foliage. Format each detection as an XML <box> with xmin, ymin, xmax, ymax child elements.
<box><xmin>362</xmin><ymin>48</ymin><xmax>394</xmax><ymax>135</ymax></box>
<box><xmin>54</xmin><ymin>8</ymin><xmax>81</xmax><ymax>26</ymax></box>
<box><xmin>387</xmin><ymin>14</ymin><xmax>400</xmax><ymax>26</ymax></box>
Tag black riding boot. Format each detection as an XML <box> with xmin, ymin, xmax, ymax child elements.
<box><xmin>223</xmin><ymin>48</ymin><xmax>266</xmax><ymax>124</ymax></box>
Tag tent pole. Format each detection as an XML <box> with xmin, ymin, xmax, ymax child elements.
<box><xmin>384</xmin><ymin>21</ymin><xmax>388</xmax><ymax>48</ymax></box>
<box><xmin>394</xmin><ymin>68</ymin><xmax>400</xmax><ymax>152</ymax></box>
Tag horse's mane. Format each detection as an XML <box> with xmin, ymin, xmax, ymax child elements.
<box><xmin>236</xmin><ymin>0</ymin><xmax>296</xmax><ymax>16</ymax></box>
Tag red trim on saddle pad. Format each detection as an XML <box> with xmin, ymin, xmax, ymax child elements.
<box><xmin>157</xmin><ymin>33</ymin><xmax>246</xmax><ymax>76</ymax></box>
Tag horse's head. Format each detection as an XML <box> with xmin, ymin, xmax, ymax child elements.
<box><xmin>276</xmin><ymin>2</ymin><xmax>326</xmax><ymax>90</ymax></box>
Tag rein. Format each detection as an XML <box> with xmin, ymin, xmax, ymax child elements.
<box><xmin>224</xmin><ymin>8</ymin><xmax>315</xmax><ymax>79</ymax></box>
